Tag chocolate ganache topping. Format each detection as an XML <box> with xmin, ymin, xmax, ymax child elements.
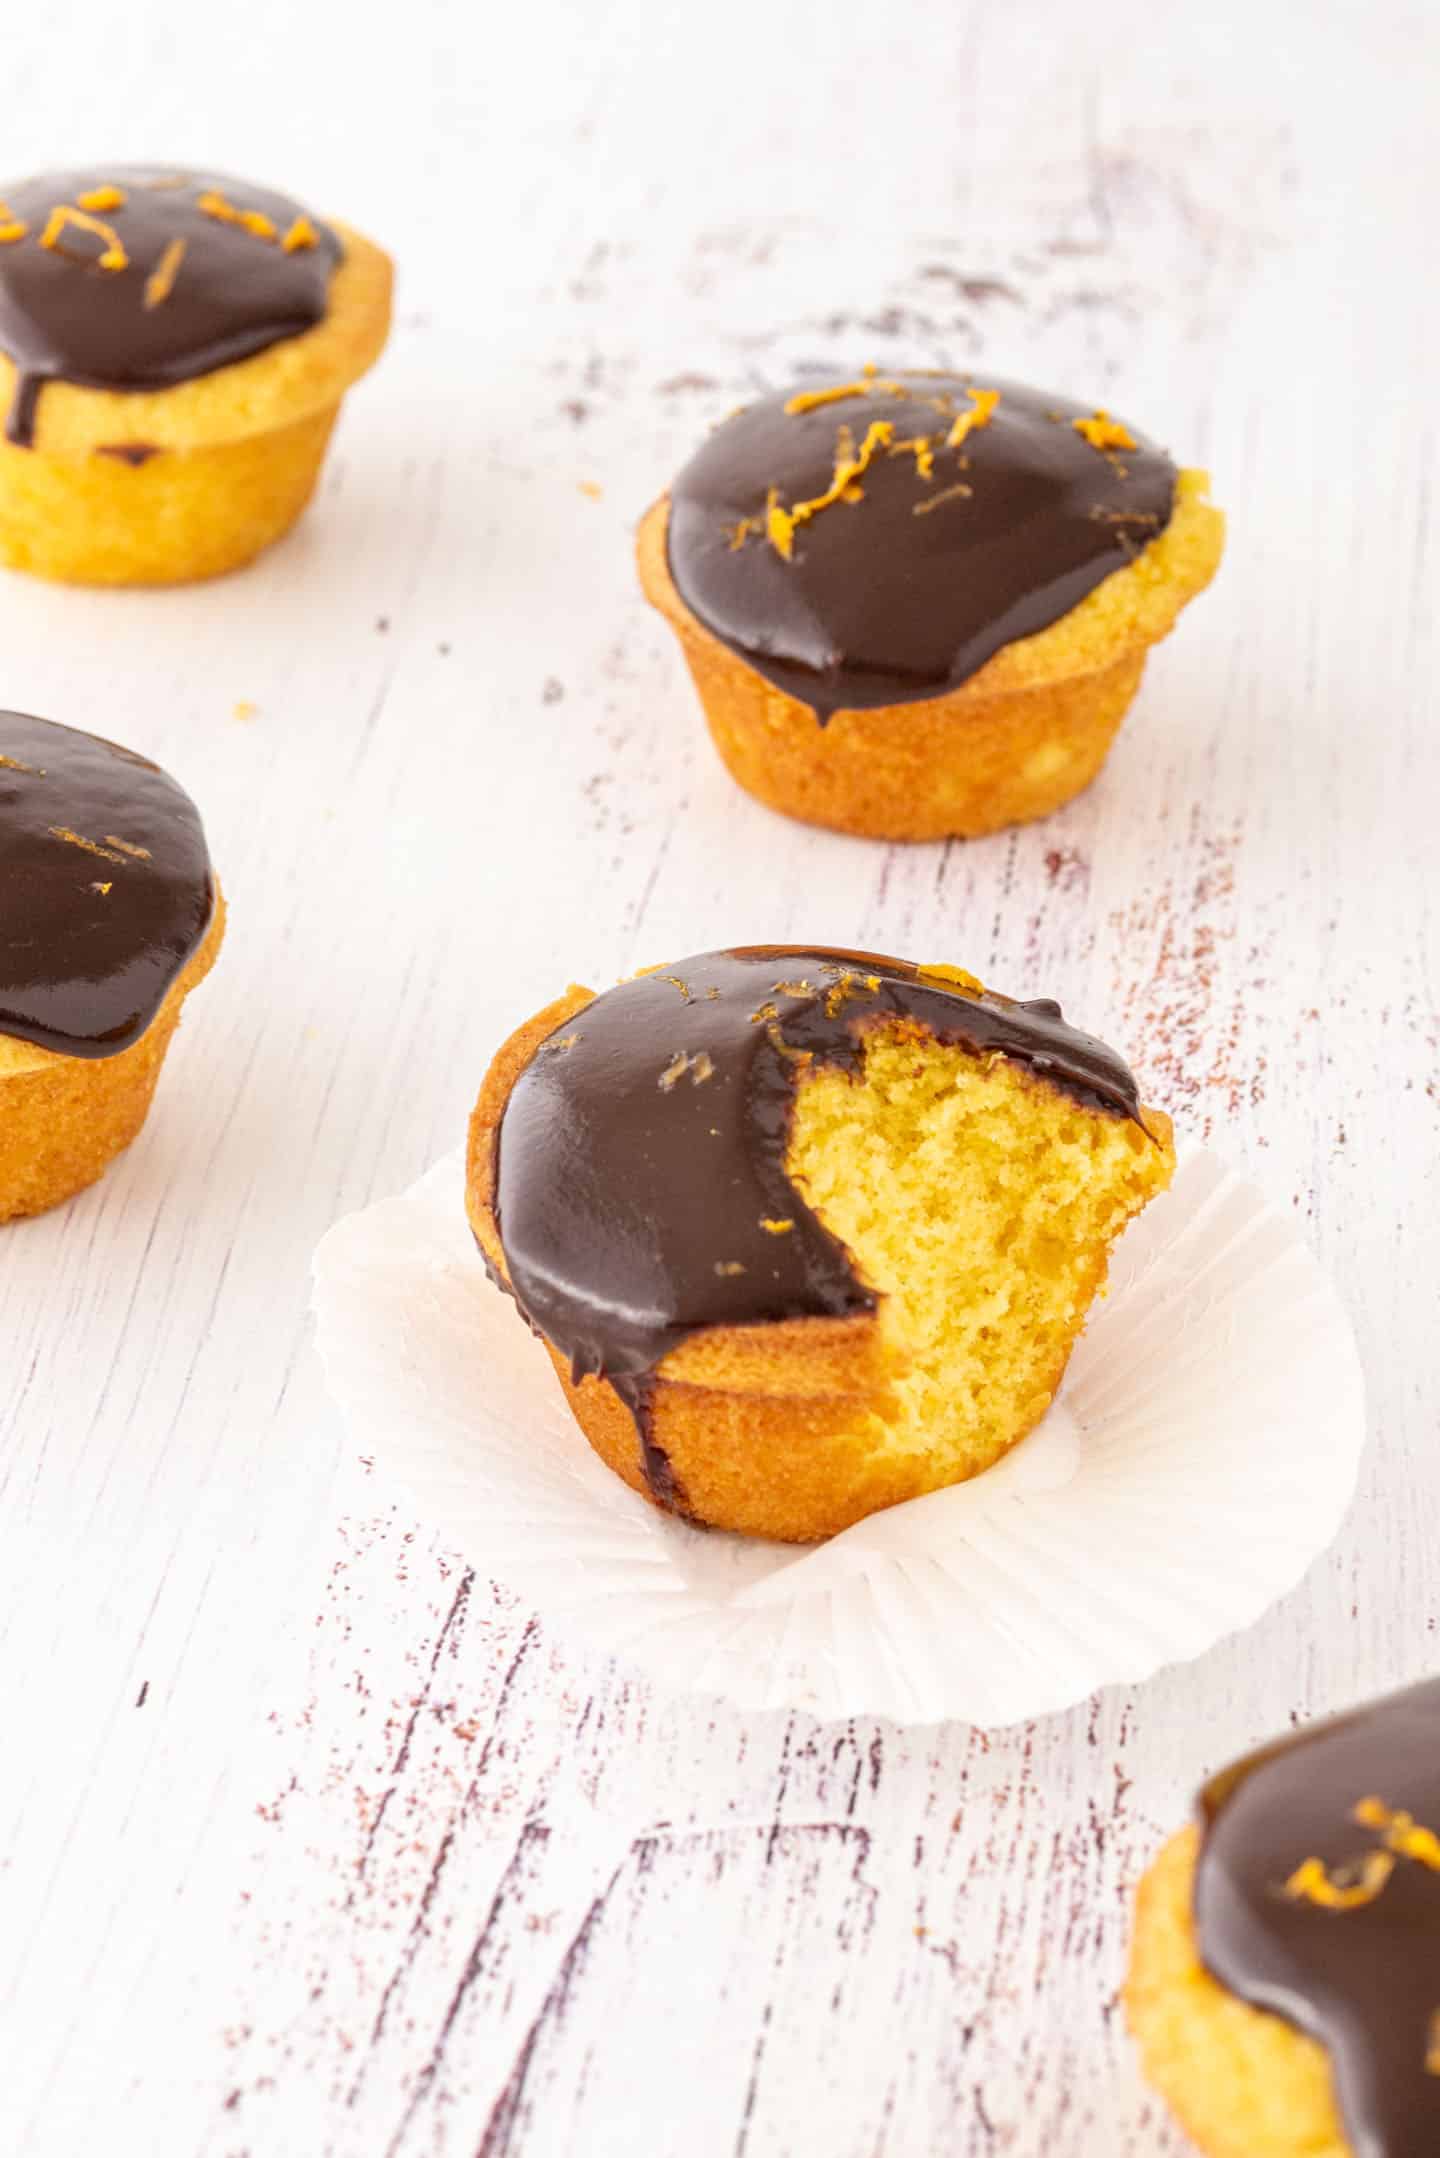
<box><xmin>0</xmin><ymin>167</ymin><xmax>342</xmax><ymax>446</ymax></box>
<box><xmin>492</xmin><ymin>946</ymin><xmax>1146</xmax><ymax>1508</ymax></box>
<box><xmin>665</xmin><ymin>371</ymin><xmax>1177</xmax><ymax>721</ymax></box>
<box><xmin>0</xmin><ymin>710</ymin><xmax>213</xmax><ymax>1058</ymax></box>
<box><xmin>1196</xmin><ymin>1678</ymin><xmax>1440</xmax><ymax>2158</ymax></box>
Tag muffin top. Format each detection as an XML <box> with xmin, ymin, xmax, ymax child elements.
<box><xmin>0</xmin><ymin>710</ymin><xmax>214</xmax><ymax>1058</ymax></box>
<box><xmin>490</xmin><ymin>947</ymin><xmax>1146</xmax><ymax>1479</ymax></box>
<box><xmin>0</xmin><ymin>167</ymin><xmax>341</xmax><ymax>444</ymax></box>
<box><xmin>665</xmin><ymin>370</ymin><xmax>1177</xmax><ymax>719</ymax></box>
<box><xmin>1196</xmin><ymin>1677</ymin><xmax>1440</xmax><ymax>2157</ymax></box>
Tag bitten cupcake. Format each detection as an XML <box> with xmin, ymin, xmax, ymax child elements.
<box><xmin>638</xmin><ymin>370</ymin><xmax>1223</xmax><ymax>841</ymax></box>
<box><xmin>0</xmin><ymin>166</ymin><xmax>391</xmax><ymax>584</ymax></box>
<box><xmin>0</xmin><ymin>710</ymin><xmax>223</xmax><ymax>1220</ymax></box>
<box><xmin>468</xmin><ymin>947</ymin><xmax>1173</xmax><ymax>1542</ymax></box>
<box><xmin>1127</xmin><ymin>1679</ymin><xmax>1440</xmax><ymax>2158</ymax></box>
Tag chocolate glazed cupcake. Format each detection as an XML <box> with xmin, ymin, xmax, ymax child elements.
<box><xmin>468</xmin><ymin>947</ymin><xmax>1173</xmax><ymax>1542</ymax></box>
<box><xmin>1128</xmin><ymin>1679</ymin><xmax>1440</xmax><ymax>2158</ymax></box>
<box><xmin>0</xmin><ymin>711</ymin><xmax>223</xmax><ymax>1220</ymax></box>
<box><xmin>0</xmin><ymin>166</ymin><xmax>391</xmax><ymax>584</ymax></box>
<box><xmin>638</xmin><ymin>370</ymin><xmax>1223</xmax><ymax>841</ymax></box>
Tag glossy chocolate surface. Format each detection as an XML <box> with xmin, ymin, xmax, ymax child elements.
<box><xmin>0</xmin><ymin>166</ymin><xmax>340</xmax><ymax>445</ymax></box>
<box><xmin>1196</xmin><ymin>1678</ymin><xmax>1440</xmax><ymax>2157</ymax></box>
<box><xmin>666</xmin><ymin>372</ymin><xmax>1176</xmax><ymax>719</ymax></box>
<box><xmin>0</xmin><ymin>710</ymin><xmax>213</xmax><ymax>1058</ymax></box>
<box><xmin>492</xmin><ymin>946</ymin><xmax>1144</xmax><ymax>1509</ymax></box>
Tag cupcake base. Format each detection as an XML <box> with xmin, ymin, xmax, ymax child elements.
<box><xmin>0</xmin><ymin>408</ymin><xmax>339</xmax><ymax>585</ymax></box>
<box><xmin>638</xmin><ymin>468</ymin><xmax>1223</xmax><ymax>843</ymax></box>
<box><xmin>1126</xmin><ymin>1827</ymin><xmax>1346</xmax><ymax>2158</ymax></box>
<box><xmin>0</xmin><ymin>896</ymin><xmax>225</xmax><ymax>1222</ymax></box>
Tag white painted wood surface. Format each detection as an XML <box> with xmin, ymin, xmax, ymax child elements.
<box><xmin>1</xmin><ymin>2</ymin><xmax>1436</xmax><ymax>2150</ymax></box>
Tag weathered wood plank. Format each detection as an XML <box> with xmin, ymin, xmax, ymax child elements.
<box><xmin>1</xmin><ymin>1</ymin><xmax>1436</xmax><ymax>2152</ymax></box>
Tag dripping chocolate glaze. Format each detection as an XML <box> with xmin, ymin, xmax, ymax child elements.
<box><xmin>95</xmin><ymin>441</ymin><xmax>160</xmax><ymax>466</ymax></box>
<box><xmin>0</xmin><ymin>710</ymin><xmax>213</xmax><ymax>1058</ymax></box>
<box><xmin>1196</xmin><ymin>1678</ymin><xmax>1440</xmax><ymax>2158</ymax></box>
<box><xmin>491</xmin><ymin>947</ymin><xmax>1146</xmax><ymax>1512</ymax></box>
<box><xmin>665</xmin><ymin>372</ymin><xmax>1177</xmax><ymax>721</ymax></box>
<box><xmin>0</xmin><ymin>167</ymin><xmax>341</xmax><ymax>446</ymax></box>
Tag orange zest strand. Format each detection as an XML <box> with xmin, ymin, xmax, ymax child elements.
<box><xmin>1074</xmin><ymin>409</ymin><xmax>1137</xmax><ymax>452</ymax></box>
<box><xmin>913</xmin><ymin>481</ymin><xmax>974</xmax><ymax>516</ymax></box>
<box><xmin>784</xmin><ymin>376</ymin><xmax>907</xmax><ymax>415</ymax></box>
<box><xmin>1353</xmin><ymin>1797</ymin><xmax>1440</xmax><ymax>1872</ymax></box>
<box><xmin>945</xmin><ymin>385</ymin><xmax>1001</xmax><ymax>450</ymax></box>
<box><xmin>200</xmin><ymin>189</ymin><xmax>292</xmax><ymax>245</ymax></box>
<box><xmin>197</xmin><ymin>188</ymin><xmax>242</xmax><ymax>226</ymax></box>
<box><xmin>48</xmin><ymin>826</ymin><xmax>128</xmax><ymax>866</ymax></box>
<box><xmin>38</xmin><ymin>205</ymin><xmax>128</xmax><ymax>271</ymax></box>
<box><xmin>887</xmin><ymin>434</ymin><xmax>936</xmax><ymax>480</ymax></box>
<box><xmin>764</xmin><ymin>417</ymin><xmax>895</xmax><ymax>559</ymax></box>
<box><xmin>1283</xmin><ymin>1851</ymin><xmax>1396</xmax><ymax>1910</ymax></box>
<box><xmin>143</xmin><ymin>236</ymin><xmax>186</xmax><ymax>310</ymax></box>
<box><xmin>0</xmin><ymin>200</ymin><xmax>28</xmax><ymax>243</ymax></box>
<box><xmin>77</xmin><ymin>184</ymin><xmax>127</xmax><ymax>213</ymax></box>
<box><xmin>198</xmin><ymin>190</ymin><xmax>273</xmax><ymax>239</ymax></box>
<box><xmin>784</xmin><ymin>360</ymin><xmax>908</xmax><ymax>416</ymax></box>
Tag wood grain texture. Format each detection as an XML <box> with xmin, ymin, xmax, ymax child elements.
<box><xmin>0</xmin><ymin>1</ymin><xmax>1436</xmax><ymax>2151</ymax></box>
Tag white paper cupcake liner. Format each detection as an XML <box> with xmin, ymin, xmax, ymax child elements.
<box><xmin>311</xmin><ymin>1146</ymin><xmax>1365</xmax><ymax>1726</ymax></box>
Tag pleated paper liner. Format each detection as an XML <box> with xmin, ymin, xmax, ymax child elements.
<box><xmin>312</xmin><ymin>1147</ymin><xmax>1365</xmax><ymax>1726</ymax></box>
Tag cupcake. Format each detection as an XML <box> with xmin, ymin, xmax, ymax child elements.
<box><xmin>1127</xmin><ymin>1679</ymin><xmax>1440</xmax><ymax>2158</ymax></box>
<box><xmin>0</xmin><ymin>166</ymin><xmax>391</xmax><ymax>584</ymax></box>
<box><xmin>638</xmin><ymin>370</ymin><xmax>1223</xmax><ymax>841</ymax></box>
<box><xmin>467</xmin><ymin>946</ymin><xmax>1174</xmax><ymax>1542</ymax></box>
<box><xmin>0</xmin><ymin>710</ymin><xmax>223</xmax><ymax>1220</ymax></box>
